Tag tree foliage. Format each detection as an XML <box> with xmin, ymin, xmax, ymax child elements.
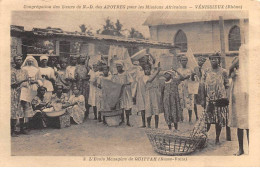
<box><xmin>97</xmin><ymin>18</ymin><xmax>145</xmax><ymax>39</ymax></box>
<box><xmin>79</xmin><ymin>24</ymin><xmax>87</xmax><ymax>33</ymax></box>
<box><xmin>129</xmin><ymin>28</ymin><xmax>145</xmax><ymax>39</ymax></box>
<box><xmin>100</xmin><ymin>18</ymin><xmax>123</xmax><ymax>36</ymax></box>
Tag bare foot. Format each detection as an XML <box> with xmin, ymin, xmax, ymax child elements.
<box><xmin>234</xmin><ymin>150</ymin><xmax>244</xmax><ymax>156</ymax></box>
<box><xmin>11</xmin><ymin>133</ymin><xmax>18</xmax><ymax>137</ymax></box>
<box><xmin>127</xmin><ymin>123</ymin><xmax>133</xmax><ymax>127</ymax></box>
<box><xmin>215</xmin><ymin>139</ymin><xmax>220</xmax><ymax>145</ymax></box>
<box><xmin>20</xmin><ymin>130</ymin><xmax>30</xmax><ymax>135</ymax></box>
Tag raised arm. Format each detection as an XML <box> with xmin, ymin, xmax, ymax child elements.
<box><xmin>146</xmin><ymin>48</ymin><xmax>156</xmax><ymax>64</ymax></box>
<box><xmin>147</xmin><ymin>68</ymin><xmax>160</xmax><ymax>83</ymax></box>
<box><xmin>229</xmin><ymin>57</ymin><xmax>239</xmax><ymax>77</ymax></box>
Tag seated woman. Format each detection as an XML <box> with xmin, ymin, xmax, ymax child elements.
<box><xmin>51</xmin><ymin>85</ymin><xmax>69</xmax><ymax>107</ymax></box>
<box><xmin>46</xmin><ymin>85</ymin><xmax>70</xmax><ymax>128</ymax></box>
<box><xmin>31</xmin><ymin>86</ymin><xmax>51</xmax><ymax>129</ymax></box>
<box><xmin>67</xmin><ymin>86</ymin><xmax>86</xmax><ymax>124</ymax></box>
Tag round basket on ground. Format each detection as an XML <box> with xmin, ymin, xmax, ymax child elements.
<box><xmin>145</xmin><ymin>128</ymin><xmax>205</xmax><ymax>156</ymax></box>
<box><xmin>45</xmin><ymin>109</ymin><xmax>66</xmax><ymax>117</ymax></box>
<box><xmin>100</xmin><ymin>109</ymin><xmax>123</xmax><ymax>127</ymax></box>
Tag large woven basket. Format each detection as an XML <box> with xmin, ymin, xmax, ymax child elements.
<box><xmin>146</xmin><ymin>129</ymin><xmax>205</xmax><ymax>156</ymax></box>
<box><xmin>100</xmin><ymin>109</ymin><xmax>123</xmax><ymax>127</ymax></box>
<box><xmin>146</xmin><ymin>110</ymin><xmax>208</xmax><ymax>156</ymax></box>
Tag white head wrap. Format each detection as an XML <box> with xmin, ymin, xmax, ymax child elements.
<box><xmin>22</xmin><ymin>55</ymin><xmax>39</xmax><ymax>68</ymax></box>
<box><xmin>40</xmin><ymin>55</ymin><xmax>49</xmax><ymax>61</ymax></box>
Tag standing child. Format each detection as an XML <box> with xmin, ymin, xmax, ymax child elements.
<box><xmin>177</xmin><ymin>55</ymin><xmax>194</xmax><ymax>123</ymax></box>
<box><xmin>88</xmin><ymin>63</ymin><xmax>99</xmax><ymax>120</ymax></box>
<box><xmin>162</xmin><ymin>70</ymin><xmax>189</xmax><ymax>130</ymax></box>
<box><xmin>97</xmin><ymin>65</ymin><xmax>112</xmax><ymax>123</ymax></box>
<box><xmin>193</xmin><ymin>56</ymin><xmax>207</xmax><ymax>119</ymax></box>
<box><xmin>112</xmin><ymin>60</ymin><xmax>133</xmax><ymax>126</ymax></box>
<box><xmin>56</xmin><ymin>58</ymin><xmax>70</xmax><ymax>94</ymax></box>
<box><xmin>143</xmin><ymin>63</ymin><xmax>161</xmax><ymax>128</ymax></box>
<box><xmin>75</xmin><ymin>55</ymin><xmax>90</xmax><ymax>119</ymax></box>
<box><xmin>95</xmin><ymin>62</ymin><xmax>105</xmax><ymax>121</ymax></box>
<box><xmin>65</xmin><ymin>55</ymin><xmax>78</xmax><ymax>96</ymax></box>
<box><xmin>132</xmin><ymin>52</ymin><xmax>156</xmax><ymax>128</ymax></box>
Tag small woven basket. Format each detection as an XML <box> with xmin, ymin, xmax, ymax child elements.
<box><xmin>100</xmin><ymin>109</ymin><xmax>123</xmax><ymax>127</ymax></box>
<box><xmin>146</xmin><ymin>129</ymin><xmax>205</xmax><ymax>156</ymax></box>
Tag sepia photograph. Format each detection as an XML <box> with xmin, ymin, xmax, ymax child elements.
<box><xmin>9</xmin><ymin>10</ymin><xmax>250</xmax><ymax>158</ymax></box>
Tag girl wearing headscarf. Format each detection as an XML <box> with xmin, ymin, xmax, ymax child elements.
<box><xmin>11</xmin><ymin>56</ymin><xmax>30</xmax><ymax>136</ymax></box>
<box><xmin>112</xmin><ymin>60</ymin><xmax>134</xmax><ymax>126</ymax></box>
<box><xmin>177</xmin><ymin>55</ymin><xmax>194</xmax><ymax>123</ymax></box>
<box><xmin>204</xmin><ymin>53</ymin><xmax>229</xmax><ymax>144</ymax></box>
<box><xmin>75</xmin><ymin>55</ymin><xmax>90</xmax><ymax>119</ymax></box>
<box><xmin>39</xmin><ymin>55</ymin><xmax>56</xmax><ymax>102</ymax></box>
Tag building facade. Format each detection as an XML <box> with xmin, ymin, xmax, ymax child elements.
<box><xmin>144</xmin><ymin>11</ymin><xmax>249</xmax><ymax>56</ymax></box>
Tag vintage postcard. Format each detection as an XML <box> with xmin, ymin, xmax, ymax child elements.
<box><xmin>0</xmin><ymin>0</ymin><xmax>260</xmax><ymax>167</ymax></box>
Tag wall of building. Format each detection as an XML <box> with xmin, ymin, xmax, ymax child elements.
<box><xmin>11</xmin><ymin>37</ymin><xmax>22</xmax><ymax>58</ymax></box>
<box><xmin>149</xmin><ymin>19</ymin><xmax>249</xmax><ymax>54</ymax></box>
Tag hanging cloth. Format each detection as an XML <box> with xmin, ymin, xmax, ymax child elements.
<box><xmin>186</xmin><ymin>48</ymin><xmax>198</xmax><ymax>71</ymax></box>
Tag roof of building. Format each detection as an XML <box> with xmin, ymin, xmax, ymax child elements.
<box><xmin>143</xmin><ymin>11</ymin><xmax>248</xmax><ymax>26</ymax></box>
<box><xmin>11</xmin><ymin>25</ymin><xmax>175</xmax><ymax>49</ymax></box>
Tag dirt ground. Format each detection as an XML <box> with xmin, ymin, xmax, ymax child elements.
<box><xmin>11</xmin><ymin>106</ymin><xmax>248</xmax><ymax>156</ymax></box>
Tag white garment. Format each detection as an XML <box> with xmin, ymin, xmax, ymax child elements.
<box><xmin>22</xmin><ymin>56</ymin><xmax>39</xmax><ymax>68</ymax></box>
<box><xmin>95</xmin><ymin>71</ymin><xmax>103</xmax><ymax>110</ymax></box>
<box><xmin>20</xmin><ymin>66</ymin><xmax>41</xmax><ymax>102</ymax></box>
<box><xmin>186</xmin><ymin>48</ymin><xmax>198</xmax><ymax>71</ymax></box>
<box><xmin>88</xmin><ymin>69</ymin><xmax>98</xmax><ymax>106</ymax></box>
<box><xmin>39</xmin><ymin>67</ymin><xmax>56</xmax><ymax>92</ymax></box>
<box><xmin>65</xmin><ymin>66</ymin><xmax>76</xmax><ymax>79</ymax></box>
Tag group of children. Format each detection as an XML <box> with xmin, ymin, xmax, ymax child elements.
<box><xmin>11</xmin><ymin>46</ymin><xmax>249</xmax><ymax>156</ymax></box>
<box><xmin>11</xmin><ymin>50</ymin><xmax>220</xmax><ymax>135</ymax></box>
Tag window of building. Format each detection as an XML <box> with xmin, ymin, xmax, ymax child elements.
<box><xmin>228</xmin><ymin>26</ymin><xmax>241</xmax><ymax>51</ymax></box>
<box><xmin>59</xmin><ymin>41</ymin><xmax>70</xmax><ymax>59</ymax></box>
<box><xmin>174</xmin><ymin>30</ymin><xmax>187</xmax><ymax>52</ymax></box>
